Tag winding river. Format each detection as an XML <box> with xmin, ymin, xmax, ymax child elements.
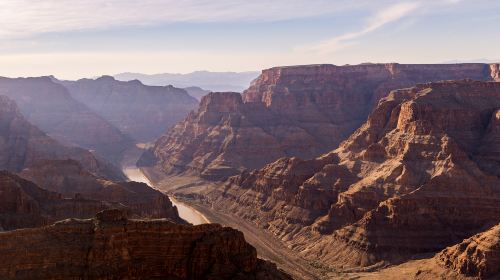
<box><xmin>122</xmin><ymin>166</ymin><xmax>209</xmax><ymax>225</ymax></box>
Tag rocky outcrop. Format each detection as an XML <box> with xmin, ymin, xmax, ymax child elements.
<box><xmin>19</xmin><ymin>159</ymin><xmax>184</xmax><ymax>223</ymax></box>
<box><xmin>0</xmin><ymin>76</ymin><xmax>133</xmax><ymax>163</ymax></box>
<box><xmin>0</xmin><ymin>171</ymin><xmax>122</xmax><ymax>231</ymax></box>
<box><xmin>490</xmin><ymin>63</ymin><xmax>500</xmax><ymax>81</ymax></box>
<box><xmin>437</xmin><ymin>223</ymin><xmax>500</xmax><ymax>279</ymax></box>
<box><xmin>142</xmin><ymin>63</ymin><xmax>498</xmax><ymax>180</ymax></box>
<box><xmin>0</xmin><ymin>95</ymin><xmax>124</xmax><ymax>180</ymax></box>
<box><xmin>0</xmin><ymin>209</ymin><xmax>292</xmax><ymax>280</ymax></box>
<box><xmin>59</xmin><ymin>76</ymin><xmax>198</xmax><ymax>142</ymax></box>
<box><xmin>204</xmin><ymin>80</ymin><xmax>500</xmax><ymax>268</ymax></box>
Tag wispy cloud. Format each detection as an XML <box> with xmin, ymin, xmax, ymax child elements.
<box><xmin>0</xmin><ymin>0</ymin><xmax>372</xmax><ymax>38</ymax></box>
<box><xmin>300</xmin><ymin>2</ymin><xmax>420</xmax><ymax>54</ymax></box>
<box><xmin>299</xmin><ymin>0</ymin><xmax>463</xmax><ymax>54</ymax></box>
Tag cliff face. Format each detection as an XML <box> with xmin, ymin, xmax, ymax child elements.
<box><xmin>0</xmin><ymin>171</ymin><xmax>121</xmax><ymax>231</ymax></box>
<box><xmin>0</xmin><ymin>77</ymin><xmax>133</xmax><ymax>164</ymax></box>
<box><xmin>0</xmin><ymin>209</ymin><xmax>291</xmax><ymax>280</ymax></box>
<box><xmin>60</xmin><ymin>76</ymin><xmax>198</xmax><ymax>142</ymax></box>
<box><xmin>206</xmin><ymin>80</ymin><xmax>500</xmax><ymax>268</ymax></box>
<box><xmin>0</xmin><ymin>95</ymin><xmax>124</xmax><ymax>180</ymax></box>
<box><xmin>437</xmin><ymin>223</ymin><xmax>500</xmax><ymax>278</ymax></box>
<box><xmin>19</xmin><ymin>159</ymin><xmax>183</xmax><ymax>223</ymax></box>
<box><xmin>143</xmin><ymin>63</ymin><xmax>497</xmax><ymax>180</ymax></box>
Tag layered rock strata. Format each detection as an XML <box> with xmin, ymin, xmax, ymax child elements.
<box><xmin>59</xmin><ymin>76</ymin><xmax>198</xmax><ymax>142</ymax></box>
<box><xmin>437</xmin><ymin>223</ymin><xmax>500</xmax><ymax>279</ymax></box>
<box><xmin>0</xmin><ymin>209</ymin><xmax>291</xmax><ymax>280</ymax></box>
<box><xmin>0</xmin><ymin>95</ymin><xmax>124</xmax><ymax>180</ymax></box>
<box><xmin>142</xmin><ymin>63</ymin><xmax>498</xmax><ymax>180</ymax></box>
<box><xmin>0</xmin><ymin>76</ymin><xmax>133</xmax><ymax>163</ymax></box>
<box><xmin>19</xmin><ymin>159</ymin><xmax>183</xmax><ymax>222</ymax></box>
<box><xmin>204</xmin><ymin>80</ymin><xmax>500</xmax><ymax>268</ymax></box>
<box><xmin>0</xmin><ymin>171</ymin><xmax>121</xmax><ymax>231</ymax></box>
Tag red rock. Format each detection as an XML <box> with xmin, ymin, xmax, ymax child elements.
<box><xmin>0</xmin><ymin>76</ymin><xmax>133</xmax><ymax>164</ymax></box>
<box><xmin>142</xmin><ymin>63</ymin><xmax>498</xmax><ymax>181</ymax></box>
<box><xmin>0</xmin><ymin>95</ymin><xmax>124</xmax><ymax>180</ymax></box>
<box><xmin>0</xmin><ymin>209</ymin><xmax>292</xmax><ymax>280</ymax></box>
<box><xmin>59</xmin><ymin>76</ymin><xmax>198</xmax><ymax>142</ymax></box>
<box><xmin>0</xmin><ymin>171</ymin><xmax>122</xmax><ymax>231</ymax></box>
<box><xmin>207</xmin><ymin>80</ymin><xmax>500</xmax><ymax>268</ymax></box>
<box><xmin>437</xmin><ymin>223</ymin><xmax>500</xmax><ymax>278</ymax></box>
<box><xmin>19</xmin><ymin>159</ymin><xmax>184</xmax><ymax>223</ymax></box>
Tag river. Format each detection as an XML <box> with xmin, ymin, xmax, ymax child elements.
<box><xmin>122</xmin><ymin>166</ymin><xmax>209</xmax><ymax>225</ymax></box>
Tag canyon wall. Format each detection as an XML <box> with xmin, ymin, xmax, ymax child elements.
<box><xmin>0</xmin><ymin>209</ymin><xmax>291</xmax><ymax>280</ymax></box>
<box><xmin>203</xmin><ymin>80</ymin><xmax>500</xmax><ymax>268</ymax></box>
<box><xmin>19</xmin><ymin>159</ymin><xmax>184</xmax><ymax>223</ymax></box>
<box><xmin>0</xmin><ymin>77</ymin><xmax>133</xmax><ymax>164</ymax></box>
<box><xmin>0</xmin><ymin>95</ymin><xmax>124</xmax><ymax>180</ymax></box>
<box><xmin>0</xmin><ymin>171</ymin><xmax>122</xmax><ymax>231</ymax></box>
<box><xmin>60</xmin><ymin>76</ymin><xmax>198</xmax><ymax>142</ymax></box>
<box><xmin>142</xmin><ymin>63</ymin><xmax>497</xmax><ymax>181</ymax></box>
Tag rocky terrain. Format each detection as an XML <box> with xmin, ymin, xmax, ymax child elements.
<box><xmin>19</xmin><ymin>159</ymin><xmax>184</xmax><ymax>223</ymax></box>
<box><xmin>437</xmin><ymin>223</ymin><xmax>500</xmax><ymax>278</ymax></box>
<box><xmin>196</xmin><ymin>80</ymin><xmax>500</xmax><ymax>271</ymax></box>
<box><xmin>141</xmin><ymin>63</ymin><xmax>500</xmax><ymax>181</ymax></box>
<box><xmin>0</xmin><ymin>209</ymin><xmax>291</xmax><ymax>280</ymax></box>
<box><xmin>59</xmin><ymin>76</ymin><xmax>198</xmax><ymax>142</ymax></box>
<box><xmin>353</xmin><ymin>223</ymin><xmax>500</xmax><ymax>279</ymax></box>
<box><xmin>0</xmin><ymin>95</ymin><xmax>124</xmax><ymax>180</ymax></box>
<box><xmin>0</xmin><ymin>76</ymin><xmax>132</xmax><ymax>163</ymax></box>
<box><xmin>0</xmin><ymin>171</ymin><xmax>122</xmax><ymax>231</ymax></box>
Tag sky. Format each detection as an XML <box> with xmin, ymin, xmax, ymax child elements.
<box><xmin>0</xmin><ymin>0</ymin><xmax>499</xmax><ymax>79</ymax></box>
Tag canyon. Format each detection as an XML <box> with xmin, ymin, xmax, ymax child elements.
<box><xmin>0</xmin><ymin>76</ymin><xmax>133</xmax><ymax>164</ymax></box>
<box><xmin>59</xmin><ymin>76</ymin><xmax>198</xmax><ymax>142</ymax></box>
<box><xmin>189</xmin><ymin>80</ymin><xmax>500</xmax><ymax>277</ymax></box>
<box><xmin>18</xmin><ymin>159</ymin><xmax>184</xmax><ymax>223</ymax></box>
<box><xmin>0</xmin><ymin>95</ymin><xmax>124</xmax><ymax>180</ymax></box>
<box><xmin>141</xmin><ymin>63</ymin><xmax>500</xmax><ymax>181</ymax></box>
<box><xmin>1</xmin><ymin>63</ymin><xmax>500</xmax><ymax>279</ymax></box>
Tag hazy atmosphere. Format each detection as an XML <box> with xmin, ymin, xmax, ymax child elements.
<box><xmin>1</xmin><ymin>0</ymin><xmax>499</xmax><ymax>79</ymax></box>
<box><xmin>0</xmin><ymin>1</ymin><xmax>499</xmax><ymax>280</ymax></box>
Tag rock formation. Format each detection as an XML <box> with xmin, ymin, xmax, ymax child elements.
<box><xmin>437</xmin><ymin>223</ymin><xmax>500</xmax><ymax>279</ymax></box>
<box><xmin>0</xmin><ymin>171</ymin><xmax>122</xmax><ymax>231</ymax></box>
<box><xmin>0</xmin><ymin>209</ymin><xmax>292</xmax><ymax>280</ymax></box>
<box><xmin>0</xmin><ymin>76</ymin><xmax>133</xmax><ymax>163</ymax></box>
<box><xmin>202</xmin><ymin>80</ymin><xmax>500</xmax><ymax>269</ymax></box>
<box><xmin>0</xmin><ymin>95</ymin><xmax>124</xmax><ymax>180</ymax></box>
<box><xmin>142</xmin><ymin>63</ymin><xmax>498</xmax><ymax>180</ymax></box>
<box><xmin>19</xmin><ymin>159</ymin><xmax>184</xmax><ymax>223</ymax></box>
<box><xmin>59</xmin><ymin>76</ymin><xmax>198</xmax><ymax>142</ymax></box>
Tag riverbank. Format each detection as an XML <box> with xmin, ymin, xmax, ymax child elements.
<box><xmin>121</xmin><ymin>147</ymin><xmax>209</xmax><ymax>225</ymax></box>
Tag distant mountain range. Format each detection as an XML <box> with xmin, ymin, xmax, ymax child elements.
<box><xmin>114</xmin><ymin>71</ymin><xmax>260</xmax><ymax>93</ymax></box>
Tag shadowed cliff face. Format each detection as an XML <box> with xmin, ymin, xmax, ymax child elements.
<box><xmin>19</xmin><ymin>159</ymin><xmax>184</xmax><ymax>223</ymax></box>
<box><xmin>59</xmin><ymin>76</ymin><xmax>198</xmax><ymax>142</ymax></box>
<box><xmin>437</xmin><ymin>223</ymin><xmax>500</xmax><ymax>278</ymax></box>
<box><xmin>0</xmin><ymin>95</ymin><xmax>124</xmax><ymax>181</ymax></box>
<box><xmin>0</xmin><ymin>76</ymin><xmax>133</xmax><ymax>164</ymax></box>
<box><xmin>142</xmin><ymin>63</ymin><xmax>498</xmax><ymax>181</ymax></box>
<box><xmin>0</xmin><ymin>209</ymin><xmax>292</xmax><ymax>280</ymax></box>
<box><xmin>206</xmin><ymin>80</ymin><xmax>500</xmax><ymax>268</ymax></box>
<box><xmin>0</xmin><ymin>171</ymin><xmax>123</xmax><ymax>231</ymax></box>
